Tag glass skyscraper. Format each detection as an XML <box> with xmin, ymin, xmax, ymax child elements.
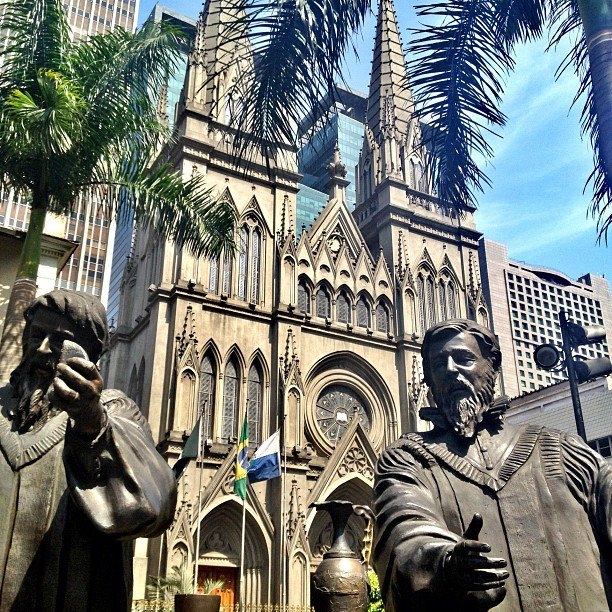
<box><xmin>296</xmin><ymin>85</ymin><xmax>367</xmax><ymax>232</ymax></box>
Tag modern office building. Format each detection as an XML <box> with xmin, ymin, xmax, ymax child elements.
<box><xmin>296</xmin><ymin>85</ymin><xmax>367</xmax><ymax>230</ymax></box>
<box><xmin>479</xmin><ymin>238</ymin><xmax>612</xmax><ymax>398</ymax></box>
<box><xmin>0</xmin><ymin>0</ymin><xmax>140</xmax><ymax>310</ymax></box>
<box><xmin>106</xmin><ymin>5</ymin><xmax>196</xmax><ymax>325</ymax></box>
<box><xmin>106</xmin><ymin>0</ymin><xmax>490</xmax><ymax>604</ymax></box>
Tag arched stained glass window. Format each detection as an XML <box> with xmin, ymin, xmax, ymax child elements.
<box><xmin>439</xmin><ymin>282</ymin><xmax>447</xmax><ymax>320</ymax></box>
<box><xmin>426</xmin><ymin>276</ymin><xmax>435</xmax><ymax>328</ymax></box>
<box><xmin>356</xmin><ymin>296</ymin><xmax>369</xmax><ymax>328</ymax></box>
<box><xmin>337</xmin><ymin>292</ymin><xmax>350</xmax><ymax>324</ymax></box>
<box><xmin>237</xmin><ymin>226</ymin><xmax>248</xmax><ymax>300</ymax></box>
<box><xmin>222</xmin><ymin>358</ymin><xmax>239</xmax><ymax>439</ymax></box>
<box><xmin>247</xmin><ymin>363</ymin><xmax>263</xmax><ymax>446</ymax></box>
<box><xmin>209</xmin><ymin>257</ymin><xmax>219</xmax><ymax>294</ymax></box>
<box><xmin>417</xmin><ymin>275</ymin><xmax>426</xmax><ymax>336</ymax></box>
<box><xmin>298</xmin><ymin>281</ymin><xmax>310</xmax><ymax>313</ymax></box>
<box><xmin>448</xmin><ymin>282</ymin><xmax>457</xmax><ymax>318</ymax></box>
<box><xmin>222</xmin><ymin>251</ymin><xmax>233</xmax><ymax>296</ymax></box>
<box><xmin>316</xmin><ymin>287</ymin><xmax>331</xmax><ymax>318</ymax></box>
<box><xmin>199</xmin><ymin>354</ymin><xmax>215</xmax><ymax>439</ymax></box>
<box><xmin>376</xmin><ymin>302</ymin><xmax>389</xmax><ymax>333</ymax></box>
<box><xmin>250</xmin><ymin>229</ymin><xmax>261</xmax><ymax>304</ymax></box>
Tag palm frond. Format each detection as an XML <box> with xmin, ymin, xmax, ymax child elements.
<box><xmin>0</xmin><ymin>0</ymin><xmax>71</xmax><ymax>84</ymax></box>
<box><xmin>78</xmin><ymin>160</ymin><xmax>237</xmax><ymax>259</ymax></box>
<box><xmin>549</xmin><ymin>0</ymin><xmax>612</xmax><ymax>242</ymax></box>
<box><xmin>224</xmin><ymin>0</ymin><xmax>371</xmax><ymax>163</ymax></box>
<box><xmin>407</xmin><ymin>0</ymin><xmax>514</xmax><ymax>211</ymax></box>
<box><xmin>493</xmin><ymin>0</ymin><xmax>547</xmax><ymax>47</ymax></box>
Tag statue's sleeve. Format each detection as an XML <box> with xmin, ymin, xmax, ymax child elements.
<box><xmin>561</xmin><ymin>432</ymin><xmax>612</xmax><ymax>549</ymax></box>
<box><xmin>373</xmin><ymin>440</ymin><xmax>461</xmax><ymax>611</ymax></box>
<box><xmin>62</xmin><ymin>389</ymin><xmax>177</xmax><ymax>539</ymax></box>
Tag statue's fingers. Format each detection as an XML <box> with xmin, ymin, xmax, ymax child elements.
<box><xmin>455</xmin><ymin>539</ymin><xmax>491</xmax><ymax>556</ymax></box>
<box><xmin>464</xmin><ymin>556</ymin><xmax>507</xmax><ymax>569</ymax></box>
<box><xmin>53</xmin><ymin>376</ymin><xmax>80</xmax><ymax>403</ymax></box>
<box><xmin>469</xmin><ymin>568</ymin><xmax>510</xmax><ymax>586</ymax></box>
<box><xmin>463</xmin><ymin>513</ymin><xmax>483</xmax><ymax>541</ymax></box>
<box><xmin>65</xmin><ymin>357</ymin><xmax>100</xmax><ymax>381</ymax></box>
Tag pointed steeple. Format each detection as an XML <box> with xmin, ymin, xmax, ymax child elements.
<box><xmin>366</xmin><ymin>0</ymin><xmax>414</xmax><ymax>142</ymax></box>
<box><xmin>324</xmin><ymin>142</ymin><xmax>350</xmax><ymax>202</ymax></box>
<box><xmin>179</xmin><ymin>0</ymin><xmax>251</xmax><ymax>123</ymax></box>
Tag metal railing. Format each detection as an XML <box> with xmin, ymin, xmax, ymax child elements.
<box><xmin>133</xmin><ymin>602</ymin><xmax>315</xmax><ymax>612</ymax></box>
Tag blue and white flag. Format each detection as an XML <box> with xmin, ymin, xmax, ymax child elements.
<box><xmin>248</xmin><ymin>430</ymin><xmax>281</xmax><ymax>483</ymax></box>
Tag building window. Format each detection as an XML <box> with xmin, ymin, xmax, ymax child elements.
<box><xmin>199</xmin><ymin>354</ymin><xmax>216</xmax><ymax>439</ymax></box>
<box><xmin>298</xmin><ymin>280</ymin><xmax>310</xmax><ymax>313</ymax></box>
<box><xmin>237</xmin><ymin>226</ymin><xmax>248</xmax><ymax>300</ymax></box>
<box><xmin>356</xmin><ymin>296</ymin><xmax>369</xmax><ymax>328</ymax></box>
<box><xmin>247</xmin><ymin>363</ymin><xmax>262</xmax><ymax>446</ymax></box>
<box><xmin>209</xmin><ymin>257</ymin><xmax>219</xmax><ymax>294</ymax></box>
<box><xmin>439</xmin><ymin>282</ymin><xmax>447</xmax><ymax>320</ymax></box>
<box><xmin>448</xmin><ymin>282</ymin><xmax>456</xmax><ymax>318</ymax></box>
<box><xmin>376</xmin><ymin>301</ymin><xmax>389</xmax><ymax>334</ymax></box>
<box><xmin>222</xmin><ymin>358</ymin><xmax>239</xmax><ymax>440</ymax></box>
<box><xmin>426</xmin><ymin>276</ymin><xmax>435</xmax><ymax>328</ymax></box>
<box><xmin>337</xmin><ymin>292</ymin><xmax>350</xmax><ymax>324</ymax></box>
<box><xmin>316</xmin><ymin>286</ymin><xmax>331</xmax><ymax>318</ymax></box>
<box><xmin>590</xmin><ymin>435</ymin><xmax>612</xmax><ymax>457</ymax></box>
<box><xmin>250</xmin><ymin>228</ymin><xmax>261</xmax><ymax>303</ymax></box>
<box><xmin>222</xmin><ymin>251</ymin><xmax>233</xmax><ymax>296</ymax></box>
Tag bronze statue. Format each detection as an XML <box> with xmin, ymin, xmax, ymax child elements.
<box><xmin>0</xmin><ymin>290</ymin><xmax>177</xmax><ymax>610</ymax></box>
<box><xmin>373</xmin><ymin>319</ymin><xmax>612</xmax><ymax>611</ymax></box>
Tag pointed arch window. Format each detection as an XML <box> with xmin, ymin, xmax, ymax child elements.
<box><xmin>247</xmin><ymin>363</ymin><xmax>263</xmax><ymax>446</ymax></box>
<box><xmin>222</xmin><ymin>250</ymin><xmax>233</xmax><ymax>296</ymax></box>
<box><xmin>298</xmin><ymin>280</ymin><xmax>310</xmax><ymax>314</ymax></box>
<box><xmin>209</xmin><ymin>257</ymin><xmax>219</xmax><ymax>294</ymax></box>
<box><xmin>448</xmin><ymin>281</ymin><xmax>457</xmax><ymax>318</ymax></box>
<box><xmin>199</xmin><ymin>354</ymin><xmax>216</xmax><ymax>440</ymax></box>
<box><xmin>222</xmin><ymin>358</ymin><xmax>239</xmax><ymax>440</ymax></box>
<box><xmin>417</xmin><ymin>275</ymin><xmax>426</xmax><ymax>336</ymax></box>
<box><xmin>439</xmin><ymin>282</ymin><xmax>447</xmax><ymax>320</ymax></box>
<box><xmin>337</xmin><ymin>292</ymin><xmax>350</xmax><ymax>324</ymax></box>
<box><xmin>250</xmin><ymin>228</ymin><xmax>261</xmax><ymax>304</ymax></box>
<box><xmin>237</xmin><ymin>226</ymin><xmax>248</xmax><ymax>300</ymax></box>
<box><xmin>478</xmin><ymin>308</ymin><xmax>489</xmax><ymax>327</ymax></box>
<box><xmin>426</xmin><ymin>276</ymin><xmax>435</xmax><ymax>328</ymax></box>
<box><xmin>356</xmin><ymin>296</ymin><xmax>370</xmax><ymax>328</ymax></box>
<box><xmin>316</xmin><ymin>286</ymin><xmax>331</xmax><ymax>318</ymax></box>
<box><xmin>376</xmin><ymin>301</ymin><xmax>390</xmax><ymax>334</ymax></box>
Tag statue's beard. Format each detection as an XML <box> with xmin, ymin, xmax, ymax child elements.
<box><xmin>12</xmin><ymin>357</ymin><xmax>58</xmax><ymax>433</ymax></box>
<box><xmin>434</xmin><ymin>376</ymin><xmax>496</xmax><ymax>439</ymax></box>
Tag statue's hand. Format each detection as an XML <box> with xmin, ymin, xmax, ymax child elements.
<box><xmin>53</xmin><ymin>357</ymin><xmax>105</xmax><ymax>435</ymax></box>
<box><xmin>443</xmin><ymin>514</ymin><xmax>508</xmax><ymax>609</ymax></box>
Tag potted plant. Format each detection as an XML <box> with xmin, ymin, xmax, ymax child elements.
<box><xmin>175</xmin><ymin>578</ymin><xmax>224</xmax><ymax>612</ymax></box>
<box><xmin>146</xmin><ymin>565</ymin><xmax>224</xmax><ymax>612</ymax></box>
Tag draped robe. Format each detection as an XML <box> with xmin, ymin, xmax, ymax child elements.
<box><xmin>0</xmin><ymin>384</ymin><xmax>177</xmax><ymax>611</ymax></box>
<box><xmin>373</xmin><ymin>423</ymin><xmax>612</xmax><ymax>611</ymax></box>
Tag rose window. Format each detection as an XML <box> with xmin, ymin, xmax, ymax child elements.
<box><xmin>315</xmin><ymin>385</ymin><xmax>370</xmax><ymax>442</ymax></box>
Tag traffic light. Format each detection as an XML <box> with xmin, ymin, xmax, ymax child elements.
<box><xmin>561</xmin><ymin>317</ymin><xmax>612</xmax><ymax>384</ymax></box>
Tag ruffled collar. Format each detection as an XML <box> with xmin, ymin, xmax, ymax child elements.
<box><xmin>400</xmin><ymin>423</ymin><xmax>543</xmax><ymax>492</ymax></box>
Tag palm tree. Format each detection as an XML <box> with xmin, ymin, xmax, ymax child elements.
<box><xmin>222</xmin><ymin>0</ymin><xmax>611</xmax><ymax>234</ymax></box>
<box><xmin>0</xmin><ymin>0</ymin><xmax>236</xmax><ymax>375</ymax></box>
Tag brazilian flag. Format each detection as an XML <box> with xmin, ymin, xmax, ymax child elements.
<box><xmin>233</xmin><ymin>418</ymin><xmax>249</xmax><ymax>500</ymax></box>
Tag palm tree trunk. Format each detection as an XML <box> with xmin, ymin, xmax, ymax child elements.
<box><xmin>0</xmin><ymin>196</ymin><xmax>47</xmax><ymax>382</ymax></box>
<box><xmin>578</xmin><ymin>0</ymin><xmax>612</xmax><ymax>189</ymax></box>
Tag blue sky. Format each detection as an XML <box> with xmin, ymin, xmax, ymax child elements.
<box><xmin>138</xmin><ymin>0</ymin><xmax>611</xmax><ymax>283</ymax></box>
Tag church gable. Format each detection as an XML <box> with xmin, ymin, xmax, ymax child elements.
<box><xmin>241</xmin><ymin>195</ymin><xmax>273</xmax><ymax>238</ymax></box>
<box><xmin>373</xmin><ymin>250</ymin><xmax>394</xmax><ymax>302</ymax></box>
<box><xmin>305</xmin><ymin>419</ymin><xmax>377</xmax><ymax>508</ymax></box>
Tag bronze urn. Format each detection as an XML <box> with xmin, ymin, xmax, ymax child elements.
<box><xmin>310</xmin><ymin>500</ymin><xmax>372</xmax><ymax>612</ymax></box>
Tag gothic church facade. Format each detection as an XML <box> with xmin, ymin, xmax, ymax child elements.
<box><xmin>105</xmin><ymin>0</ymin><xmax>489</xmax><ymax>604</ymax></box>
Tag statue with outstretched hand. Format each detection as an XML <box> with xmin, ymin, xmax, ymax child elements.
<box><xmin>373</xmin><ymin>319</ymin><xmax>612</xmax><ymax>611</ymax></box>
<box><xmin>0</xmin><ymin>290</ymin><xmax>177</xmax><ymax>611</ymax></box>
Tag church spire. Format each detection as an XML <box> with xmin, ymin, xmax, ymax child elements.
<box><xmin>179</xmin><ymin>0</ymin><xmax>251</xmax><ymax>123</ymax></box>
<box><xmin>366</xmin><ymin>0</ymin><xmax>414</xmax><ymax>142</ymax></box>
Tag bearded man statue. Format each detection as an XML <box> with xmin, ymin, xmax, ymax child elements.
<box><xmin>0</xmin><ymin>290</ymin><xmax>177</xmax><ymax>611</ymax></box>
<box><xmin>373</xmin><ymin>319</ymin><xmax>612</xmax><ymax>611</ymax></box>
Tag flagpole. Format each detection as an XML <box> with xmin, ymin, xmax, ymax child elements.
<box><xmin>239</xmin><ymin>494</ymin><xmax>246</xmax><ymax>611</ymax></box>
<box><xmin>193</xmin><ymin>401</ymin><xmax>205</xmax><ymax>595</ymax></box>
<box><xmin>281</xmin><ymin>413</ymin><xmax>287</xmax><ymax>612</ymax></box>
